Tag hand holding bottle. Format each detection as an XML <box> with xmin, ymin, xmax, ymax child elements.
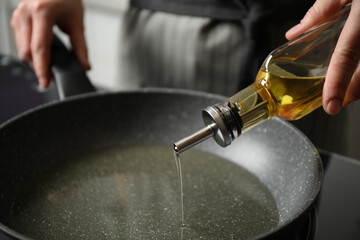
<box><xmin>286</xmin><ymin>0</ymin><xmax>360</xmax><ymax>115</ymax></box>
<box><xmin>10</xmin><ymin>0</ymin><xmax>90</xmax><ymax>88</ymax></box>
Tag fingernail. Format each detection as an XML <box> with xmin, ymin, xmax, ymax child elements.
<box><xmin>83</xmin><ymin>57</ymin><xmax>91</xmax><ymax>70</ymax></box>
<box><xmin>77</xmin><ymin>52</ymin><xmax>91</xmax><ymax>70</ymax></box>
<box><xmin>326</xmin><ymin>99</ymin><xmax>342</xmax><ymax>115</ymax></box>
<box><xmin>286</xmin><ymin>24</ymin><xmax>301</xmax><ymax>39</ymax></box>
<box><xmin>85</xmin><ymin>60</ymin><xmax>91</xmax><ymax>70</ymax></box>
<box><xmin>38</xmin><ymin>77</ymin><xmax>48</xmax><ymax>89</ymax></box>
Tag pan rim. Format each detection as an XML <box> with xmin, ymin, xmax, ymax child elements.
<box><xmin>251</xmin><ymin>117</ymin><xmax>323</xmax><ymax>239</ymax></box>
<box><xmin>0</xmin><ymin>87</ymin><xmax>323</xmax><ymax>239</ymax></box>
<box><xmin>0</xmin><ymin>87</ymin><xmax>226</xmax><ymax>130</ymax></box>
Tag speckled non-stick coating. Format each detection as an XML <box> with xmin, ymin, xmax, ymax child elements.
<box><xmin>0</xmin><ymin>89</ymin><xmax>323</xmax><ymax>240</ymax></box>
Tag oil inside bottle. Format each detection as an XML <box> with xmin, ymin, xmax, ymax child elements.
<box><xmin>229</xmin><ymin>57</ymin><xmax>326</xmax><ymax>133</ymax></box>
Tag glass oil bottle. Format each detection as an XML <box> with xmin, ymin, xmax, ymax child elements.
<box><xmin>174</xmin><ymin>4</ymin><xmax>351</xmax><ymax>153</ymax></box>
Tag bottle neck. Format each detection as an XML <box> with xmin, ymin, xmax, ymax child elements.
<box><xmin>201</xmin><ymin>83</ymin><xmax>271</xmax><ymax>147</ymax></box>
<box><xmin>228</xmin><ymin>83</ymin><xmax>271</xmax><ymax>134</ymax></box>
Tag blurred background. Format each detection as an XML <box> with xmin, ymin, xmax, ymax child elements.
<box><xmin>1</xmin><ymin>0</ymin><xmax>360</xmax><ymax>159</ymax></box>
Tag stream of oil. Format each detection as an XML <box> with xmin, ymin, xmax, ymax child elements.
<box><xmin>8</xmin><ymin>145</ymin><xmax>279</xmax><ymax>240</ymax></box>
<box><xmin>174</xmin><ymin>151</ymin><xmax>185</xmax><ymax>239</ymax></box>
<box><xmin>173</xmin><ymin>151</ymin><xmax>185</xmax><ymax>226</ymax></box>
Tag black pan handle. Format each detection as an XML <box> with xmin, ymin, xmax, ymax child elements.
<box><xmin>50</xmin><ymin>35</ymin><xmax>96</xmax><ymax>100</ymax></box>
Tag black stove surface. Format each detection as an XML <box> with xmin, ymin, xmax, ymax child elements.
<box><xmin>286</xmin><ymin>149</ymin><xmax>360</xmax><ymax>240</ymax></box>
<box><xmin>0</xmin><ymin>54</ymin><xmax>58</xmax><ymax>124</ymax></box>
<box><xmin>1</xmin><ymin>55</ymin><xmax>360</xmax><ymax>240</ymax></box>
<box><xmin>287</xmin><ymin>207</ymin><xmax>317</xmax><ymax>240</ymax></box>
<box><xmin>314</xmin><ymin>151</ymin><xmax>360</xmax><ymax>239</ymax></box>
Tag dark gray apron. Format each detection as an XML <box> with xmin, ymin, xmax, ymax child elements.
<box><xmin>130</xmin><ymin>0</ymin><xmax>314</xmax><ymax>89</ymax></box>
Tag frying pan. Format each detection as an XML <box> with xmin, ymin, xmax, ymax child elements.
<box><xmin>0</xmin><ymin>37</ymin><xmax>323</xmax><ymax>240</ymax></box>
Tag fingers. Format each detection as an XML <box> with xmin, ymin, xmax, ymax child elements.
<box><xmin>57</xmin><ymin>0</ymin><xmax>91</xmax><ymax>70</ymax></box>
<box><xmin>11</xmin><ymin>0</ymin><xmax>54</xmax><ymax>88</ymax></box>
<box><xmin>10</xmin><ymin>0</ymin><xmax>89</xmax><ymax>88</ymax></box>
<box><xmin>322</xmin><ymin>1</ymin><xmax>360</xmax><ymax>115</ymax></box>
<box><xmin>11</xmin><ymin>1</ymin><xmax>32</xmax><ymax>62</ymax></box>
<box><xmin>31</xmin><ymin>7</ymin><xmax>54</xmax><ymax>88</ymax></box>
<box><xmin>285</xmin><ymin>0</ymin><xmax>360</xmax><ymax>115</ymax></box>
<box><xmin>343</xmin><ymin>66</ymin><xmax>360</xmax><ymax>106</ymax></box>
<box><xmin>286</xmin><ymin>0</ymin><xmax>346</xmax><ymax>40</ymax></box>
<box><xmin>68</xmin><ymin>24</ymin><xmax>91</xmax><ymax>70</ymax></box>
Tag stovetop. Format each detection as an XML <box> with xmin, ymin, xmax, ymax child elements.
<box><xmin>1</xmin><ymin>54</ymin><xmax>360</xmax><ymax>240</ymax></box>
<box><xmin>0</xmin><ymin>54</ymin><xmax>58</xmax><ymax>123</ymax></box>
<box><xmin>314</xmin><ymin>150</ymin><xmax>360</xmax><ymax>239</ymax></box>
<box><xmin>286</xmin><ymin>150</ymin><xmax>360</xmax><ymax>240</ymax></box>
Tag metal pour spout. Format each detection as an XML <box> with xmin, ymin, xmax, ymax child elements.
<box><xmin>173</xmin><ymin>101</ymin><xmax>242</xmax><ymax>154</ymax></box>
<box><xmin>174</xmin><ymin>123</ymin><xmax>217</xmax><ymax>154</ymax></box>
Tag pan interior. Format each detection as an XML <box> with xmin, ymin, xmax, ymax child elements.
<box><xmin>8</xmin><ymin>144</ymin><xmax>279</xmax><ymax>240</ymax></box>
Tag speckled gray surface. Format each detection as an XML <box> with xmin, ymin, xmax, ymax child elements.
<box><xmin>8</xmin><ymin>145</ymin><xmax>278</xmax><ymax>240</ymax></box>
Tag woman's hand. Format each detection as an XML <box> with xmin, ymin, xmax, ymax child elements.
<box><xmin>286</xmin><ymin>0</ymin><xmax>360</xmax><ymax>115</ymax></box>
<box><xmin>11</xmin><ymin>0</ymin><xmax>90</xmax><ymax>88</ymax></box>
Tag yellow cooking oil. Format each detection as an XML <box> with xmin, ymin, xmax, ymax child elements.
<box><xmin>229</xmin><ymin>57</ymin><xmax>326</xmax><ymax>133</ymax></box>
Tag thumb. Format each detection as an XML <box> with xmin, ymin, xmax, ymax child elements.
<box><xmin>68</xmin><ymin>23</ymin><xmax>91</xmax><ymax>70</ymax></box>
<box><xmin>286</xmin><ymin>0</ymin><xmax>346</xmax><ymax>40</ymax></box>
